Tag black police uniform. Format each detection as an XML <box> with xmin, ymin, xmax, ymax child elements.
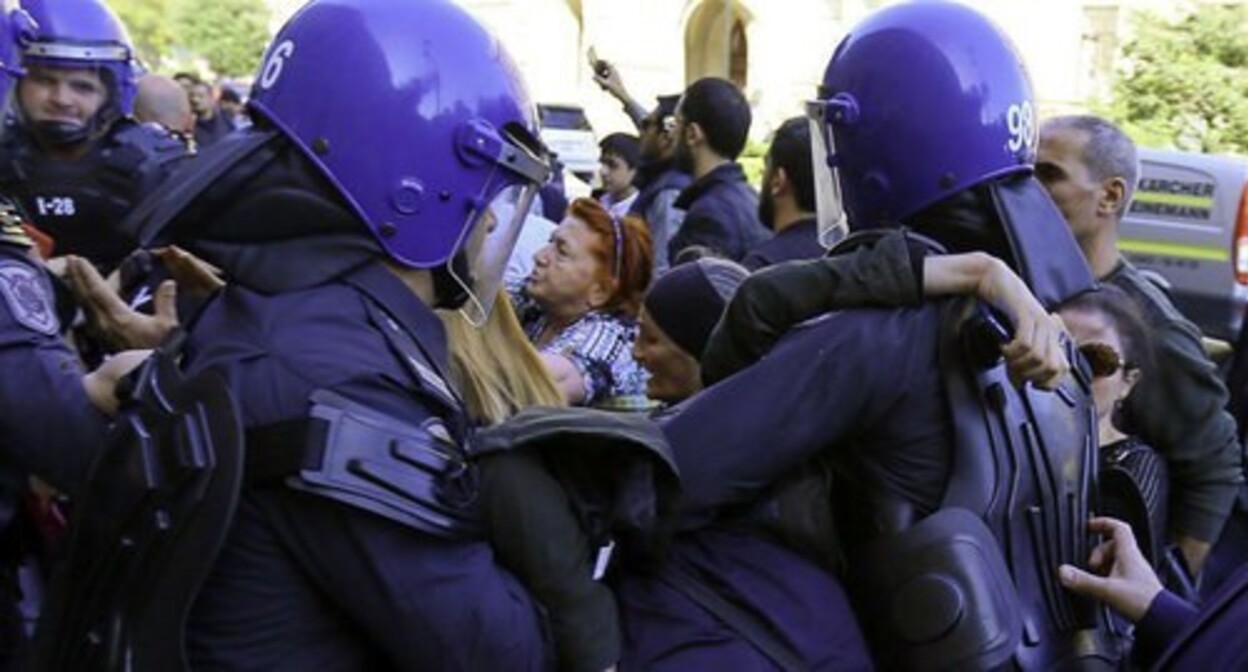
<box><xmin>180</xmin><ymin>264</ymin><xmax>548</xmax><ymax>670</ymax></box>
<box><xmin>630</xmin><ymin>178</ymin><xmax>1116</xmax><ymax>670</ymax></box>
<box><xmin>0</xmin><ymin>202</ymin><xmax>108</xmax><ymax>665</ymax></box>
<box><xmin>0</xmin><ymin>118</ymin><xmax>189</xmax><ymax>273</ymax></box>
<box><xmin>0</xmin><ymin>203</ymin><xmax>105</xmax><ymax>495</ymax></box>
<box><xmin>99</xmin><ymin>133</ymin><xmax>551</xmax><ymax>670</ymax></box>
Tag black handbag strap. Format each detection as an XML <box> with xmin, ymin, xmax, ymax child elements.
<box><xmin>659</xmin><ymin>561</ymin><xmax>808</xmax><ymax>672</ymax></box>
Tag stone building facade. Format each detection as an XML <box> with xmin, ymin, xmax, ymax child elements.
<box><xmin>263</xmin><ymin>0</ymin><xmax>1216</xmax><ymax>139</ymax></box>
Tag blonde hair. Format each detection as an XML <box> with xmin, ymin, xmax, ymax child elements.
<box><xmin>440</xmin><ymin>292</ymin><xmax>565</xmax><ymax>426</ymax></box>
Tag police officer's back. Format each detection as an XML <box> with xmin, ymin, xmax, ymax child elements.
<box><xmin>99</xmin><ymin>0</ymin><xmax>559</xmax><ymax>668</ymax></box>
<box><xmin>648</xmin><ymin>4</ymin><xmax>1115</xmax><ymax>669</ymax></box>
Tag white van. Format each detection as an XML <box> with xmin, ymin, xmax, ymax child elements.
<box><xmin>1117</xmin><ymin>148</ymin><xmax>1248</xmax><ymax>341</ymax></box>
<box><xmin>537</xmin><ymin>104</ymin><xmax>599</xmax><ymax>187</ymax></box>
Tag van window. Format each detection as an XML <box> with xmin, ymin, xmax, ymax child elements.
<box><xmin>539</xmin><ymin>105</ymin><xmax>592</xmax><ymax>131</ymax></box>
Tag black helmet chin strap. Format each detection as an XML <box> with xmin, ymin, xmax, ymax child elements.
<box><xmin>431</xmin><ymin>251</ymin><xmax>472</xmax><ymax>310</ymax></box>
<box><xmin>31</xmin><ymin>119</ymin><xmax>93</xmax><ymax>148</ymax></box>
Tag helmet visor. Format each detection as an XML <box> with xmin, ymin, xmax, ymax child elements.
<box><xmin>452</xmin><ymin>181</ymin><xmax>541</xmax><ymax>327</ymax></box>
<box><xmin>805</xmin><ymin>99</ymin><xmax>848</xmax><ymax>248</ymax></box>
<box><xmin>18</xmin><ymin>61</ymin><xmax>118</xmax><ymax>121</ymax></box>
<box><xmin>23</xmin><ymin>40</ymin><xmax>129</xmax><ymax>63</ymax></box>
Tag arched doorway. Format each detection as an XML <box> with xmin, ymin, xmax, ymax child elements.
<box><xmin>729</xmin><ymin>19</ymin><xmax>747</xmax><ymax>88</ymax></box>
<box><xmin>684</xmin><ymin>0</ymin><xmax>751</xmax><ymax>87</ymax></box>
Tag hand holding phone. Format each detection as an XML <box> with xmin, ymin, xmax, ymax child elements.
<box><xmin>587</xmin><ymin>46</ymin><xmax>611</xmax><ymax>79</ymax></box>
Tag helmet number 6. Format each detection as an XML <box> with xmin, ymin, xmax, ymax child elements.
<box><xmin>259</xmin><ymin>40</ymin><xmax>296</xmax><ymax>90</ymax></box>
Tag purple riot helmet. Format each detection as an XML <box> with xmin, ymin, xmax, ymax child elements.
<box><xmin>249</xmin><ymin>0</ymin><xmax>551</xmax><ymax>325</ymax></box>
<box><xmin>17</xmin><ymin>0</ymin><xmax>138</xmax><ymax>144</ymax></box>
<box><xmin>808</xmin><ymin>1</ymin><xmax>1093</xmax><ymax>307</ymax></box>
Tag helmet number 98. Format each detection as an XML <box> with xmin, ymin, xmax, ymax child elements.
<box><xmin>259</xmin><ymin>40</ymin><xmax>296</xmax><ymax>90</ymax></box>
<box><xmin>1006</xmin><ymin>102</ymin><xmax>1035</xmax><ymax>154</ymax></box>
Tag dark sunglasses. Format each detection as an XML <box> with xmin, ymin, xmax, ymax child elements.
<box><xmin>641</xmin><ymin>116</ymin><xmax>676</xmax><ymax>133</ymax></box>
<box><xmin>1079</xmin><ymin>342</ymin><xmax>1131</xmax><ymax>379</ymax></box>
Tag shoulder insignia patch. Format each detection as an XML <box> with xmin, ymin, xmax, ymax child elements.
<box><xmin>0</xmin><ymin>201</ymin><xmax>31</xmax><ymax>249</ymax></box>
<box><xmin>0</xmin><ymin>260</ymin><xmax>58</xmax><ymax>335</ymax></box>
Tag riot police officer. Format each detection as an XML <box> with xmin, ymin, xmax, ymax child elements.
<box><xmin>0</xmin><ymin>2</ymin><xmax>152</xmax><ymax>664</ymax></box>
<box><xmin>619</xmin><ymin>3</ymin><xmax>1115</xmax><ymax>669</ymax></box>
<box><xmin>0</xmin><ymin>0</ymin><xmax>105</xmax><ymax>502</ymax></box>
<box><xmin>0</xmin><ymin>0</ymin><xmax>187</xmax><ymax>274</ymax></box>
<box><xmin>57</xmin><ymin>0</ymin><xmax>559</xmax><ymax>668</ymax></box>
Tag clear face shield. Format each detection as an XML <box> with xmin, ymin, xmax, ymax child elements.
<box><xmin>804</xmin><ymin>98</ymin><xmax>852</xmax><ymax>249</ymax></box>
<box><xmin>21</xmin><ymin>37</ymin><xmax>125</xmax><ymax>101</ymax></box>
<box><xmin>448</xmin><ymin>126</ymin><xmax>551</xmax><ymax>327</ymax></box>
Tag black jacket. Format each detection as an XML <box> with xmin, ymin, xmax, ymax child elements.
<box><xmin>741</xmin><ymin>217</ymin><xmax>825</xmax><ymax>270</ymax></box>
<box><xmin>668</xmin><ymin>162</ymin><xmax>768</xmax><ymax>263</ymax></box>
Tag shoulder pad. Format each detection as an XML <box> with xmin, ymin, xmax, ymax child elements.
<box><xmin>99</xmin><ymin>120</ymin><xmax>192</xmax><ymax>201</ymax></box>
<box><xmin>107</xmin><ymin>119</ymin><xmax>191</xmax><ymax>167</ymax></box>
<box><xmin>281</xmin><ymin>390</ymin><xmax>482</xmax><ymax>540</ymax></box>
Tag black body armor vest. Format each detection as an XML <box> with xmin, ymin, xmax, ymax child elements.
<box><xmin>0</xmin><ymin>119</ymin><xmax>188</xmax><ymax>272</ymax></box>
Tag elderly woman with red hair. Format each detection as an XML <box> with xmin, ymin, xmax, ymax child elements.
<box><xmin>515</xmin><ymin>197</ymin><xmax>654</xmax><ymax>408</ymax></box>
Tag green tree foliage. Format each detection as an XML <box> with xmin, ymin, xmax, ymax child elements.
<box><xmin>1108</xmin><ymin>5</ymin><xmax>1248</xmax><ymax>153</ymax></box>
<box><xmin>171</xmin><ymin>0</ymin><xmax>272</xmax><ymax>77</ymax></box>
<box><xmin>112</xmin><ymin>0</ymin><xmax>174</xmax><ymax>69</ymax></box>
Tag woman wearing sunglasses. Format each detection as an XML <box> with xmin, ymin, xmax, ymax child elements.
<box><xmin>516</xmin><ymin>197</ymin><xmax>654</xmax><ymax>409</ymax></box>
<box><xmin>1061</xmin><ymin>287</ymin><xmax>1169</xmax><ymax>568</ymax></box>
